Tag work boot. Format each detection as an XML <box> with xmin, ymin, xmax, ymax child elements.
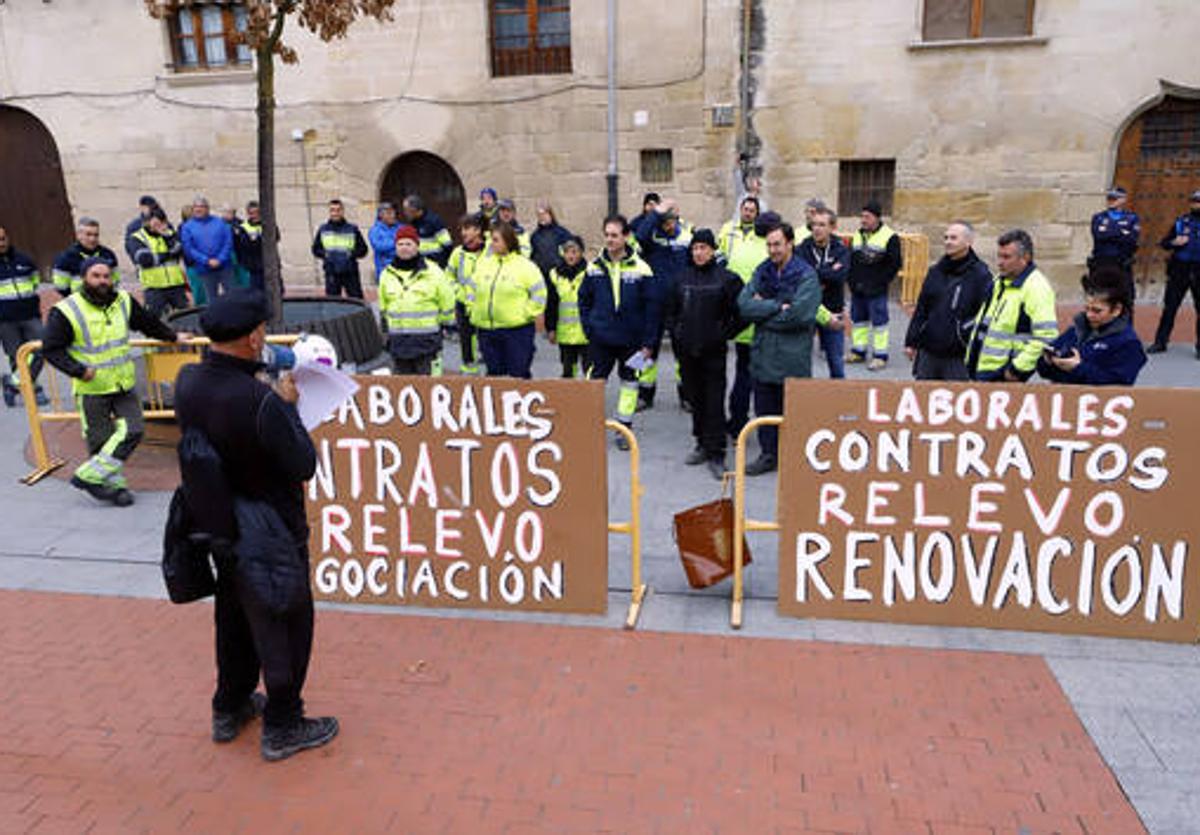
<box><xmin>213</xmin><ymin>692</ymin><xmax>267</xmax><ymax>743</ymax></box>
<box><xmin>1146</xmin><ymin>342</ymin><xmax>1167</xmax><ymax>354</ymax></box>
<box><xmin>70</xmin><ymin>475</ymin><xmax>119</xmax><ymax>503</ymax></box>
<box><xmin>111</xmin><ymin>489</ymin><xmax>135</xmax><ymax>507</ymax></box>
<box><xmin>614</xmin><ymin>433</ymin><xmax>631</xmax><ymax>452</ymax></box>
<box><xmin>1</xmin><ymin>380</ymin><xmax>16</xmax><ymax>408</ymax></box>
<box><xmin>685</xmin><ymin>447</ymin><xmax>707</xmax><ymax>466</ymax></box>
<box><xmin>261</xmin><ymin>716</ymin><xmax>339</xmax><ymax>762</ymax></box>
<box><xmin>846</xmin><ymin>352</ymin><xmax>866</xmax><ymax>364</ymax></box>
<box><xmin>744</xmin><ymin>455</ymin><xmax>777</xmax><ymax>476</ymax></box>
<box><xmin>34</xmin><ymin>386</ymin><xmax>49</xmax><ymax>407</ymax></box>
<box><xmin>868</xmin><ymin>357</ymin><xmax>887</xmax><ymax>371</ymax></box>
<box><xmin>706</xmin><ymin>457</ymin><xmax>726</xmax><ymax>481</ymax></box>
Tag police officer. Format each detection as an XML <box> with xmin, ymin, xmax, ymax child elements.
<box><xmin>544</xmin><ymin>235</ymin><xmax>589</xmax><ymax>378</ymax></box>
<box><xmin>468</xmin><ymin>222</ymin><xmax>546</xmax><ymax>379</ymax></box>
<box><xmin>41</xmin><ymin>258</ymin><xmax>183</xmax><ymax>506</ymax></box>
<box><xmin>131</xmin><ymin>208</ymin><xmax>190</xmax><ymax>318</ymax></box>
<box><xmin>311</xmin><ymin>199</ymin><xmax>368</xmax><ymax>299</ymax></box>
<box><xmin>175</xmin><ymin>289</ymin><xmax>338</xmax><ymax>761</ymax></box>
<box><xmin>53</xmin><ymin>217</ymin><xmax>121</xmax><ymax>296</ymax></box>
<box><xmin>966</xmin><ymin>229</ymin><xmax>1059</xmax><ymax>382</ymax></box>
<box><xmin>578</xmin><ymin>215</ymin><xmax>660</xmax><ymax>449</ymax></box>
<box><xmin>1148</xmin><ymin>190</ymin><xmax>1200</xmax><ymax>356</ymax></box>
<box><xmin>718</xmin><ymin>196</ymin><xmax>768</xmax><ymax>436</ymax></box>
<box><xmin>0</xmin><ymin>226</ymin><xmax>48</xmax><ymax>407</ymax></box>
<box><xmin>401</xmin><ymin>194</ymin><xmax>453</xmax><ymax>268</ymax></box>
<box><xmin>846</xmin><ymin>200</ymin><xmax>902</xmax><ymax>370</ymax></box>
<box><xmin>445</xmin><ymin>213</ymin><xmax>490</xmax><ymax>375</ymax></box>
<box><xmin>1089</xmin><ymin>186</ymin><xmax>1140</xmax><ymax>284</ymax></box>
<box><xmin>378</xmin><ymin>225</ymin><xmax>456</xmax><ymax>375</ymax></box>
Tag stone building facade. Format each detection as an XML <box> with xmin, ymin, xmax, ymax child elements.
<box><xmin>0</xmin><ymin>0</ymin><xmax>1197</xmax><ymax>293</ymax></box>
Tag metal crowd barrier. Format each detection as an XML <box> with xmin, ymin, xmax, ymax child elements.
<box><xmin>606</xmin><ymin>420</ymin><xmax>648</xmax><ymax>629</ymax></box>
<box><xmin>731</xmin><ymin>415</ymin><xmax>783</xmax><ymax>629</ymax></box>
<box><xmin>898</xmin><ymin>232</ymin><xmax>931</xmax><ymax>307</ymax></box>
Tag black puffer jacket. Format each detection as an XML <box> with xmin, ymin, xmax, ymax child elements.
<box><xmin>904</xmin><ymin>249</ymin><xmax>994</xmax><ymax>358</ymax></box>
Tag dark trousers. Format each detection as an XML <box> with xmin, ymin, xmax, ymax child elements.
<box><xmin>246</xmin><ymin>270</ymin><xmax>266</xmax><ymax>292</ymax></box>
<box><xmin>455</xmin><ymin>302</ymin><xmax>478</xmax><ymax>366</ymax></box>
<box><xmin>913</xmin><ymin>350</ymin><xmax>969</xmax><ymax>381</ymax></box>
<box><xmin>200</xmin><ymin>266</ymin><xmax>236</xmax><ymax>302</ymax></box>
<box><xmin>558</xmin><ymin>343</ymin><xmax>587</xmax><ymax>378</ymax></box>
<box><xmin>0</xmin><ymin>317</ymin><xmax>44</xmax><ymax>382</ymax></box>
<box><xmin>212</xmin><ymin>549</ymin><xmax>314</xmax><ymax>730</ymax></box>
<box><xmin>478</xmin><ymin>323</ymin><xmax>535</xmax><ymax>378</ymax></box>
<box><xmin>728</xmin><ymin>342</ymin><xmax>753</xmax><ymax>435</ymax></box>
<box><xmin>392</xmin><ymin>353</ymin><xmax>435</xmax><ymax>375</ymax></box>
<box><xmin>817</xmin><ymin>325</ymin><xmax>845</xmax><ymax>378</ymax></box>
<box><xmin>679</xmin><ymin>347</ymin><xmax>728</xmax><ymax>459</ymax></box>
<box><xmin>324</xmin><ymin>269</ymin><xmax>364</xmax><ymax>300</ymax></box>
<box><xmin>143</xmin><ymin>285</ymin><xmax>190</xmax><ymax>319</ymax></box>
<box><xmin>1154</xmin><ymin>261</ymin><xmax>1200</xmax><ymax>346</ymax></box>
<box><xmin>753</xmin><ymin>380</ymin><xmax>784</xmax><ymax>459</ymax></box>
<box><xmin>80</xmin><ymin>390</ymin><xmax>144</xmax><ymax>458</ymax></box>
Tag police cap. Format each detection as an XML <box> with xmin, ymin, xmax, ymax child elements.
<box><xmin>200</xmin><ymin>289</ymin><xmax>270</xmax><ymax>342</ymax></box>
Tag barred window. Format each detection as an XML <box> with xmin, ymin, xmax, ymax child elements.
<box><xmin>490</xmin><ymin>0</ymin><xmax>572</xmax><ymax>78</ymax></box>
<box><xmin>923</xmin><ymin>0</ymin><xmax>1034</xmax><ymax>41</ymax></box>
<box><xmin>838</xmin><ymin>160</ymin><xmax>896</xmax><ymax>217</ymax></box>
<box><xmin>169</xmin><ymin>3</ymin><xmax>252</xmax><ymax>72</ymax></box>
<box><xmin>640</xmin><ymin>149</ymin><xmax>674</xmax><ymax>184</ymax></box>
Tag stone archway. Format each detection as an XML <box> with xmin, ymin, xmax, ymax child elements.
<box><xmin>0</xmin><ymin>106</ymin><xmax>73</xmax><ymax>275</ymax></box>
<box><xmin>1113</xmin><ymin>93</ymin><xmax>1200</xmax><ymax>292</ymax></box>
<box><xmin>379</xmin><ymin>151</ymin><xmax>467</xmax><ymax>241</ymax></box>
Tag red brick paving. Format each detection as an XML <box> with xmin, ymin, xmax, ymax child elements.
<box><xmin>0</xmin><ymin>590</ymin><xmax>1142</xmax><ymax>834</ymax></box>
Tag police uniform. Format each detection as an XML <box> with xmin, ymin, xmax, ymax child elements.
<box><xmin>130</xmin><ymin>226</ymin><xmax>190</xmax><ymax>317</ymax></box>
<box><xmin>1089</xmin><ymin>191</ymin><xmax>1140</xmax><ymax>280</ymax></box>
<box><xmin>1150</xmin><ymin>198</ymin><xmax>1200</xmax><ymax>353</ymax></box>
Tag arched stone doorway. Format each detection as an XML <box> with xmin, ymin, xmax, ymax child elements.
<box><xmin>1114</xmin><ymin>93</ymin><xmax>1200</xmax><ymax>292</ymax></box>
<box><xmin>379</xmin><ymin>151</ymin><xmax>467</xmax><ymax>241</ymax></box>
<box><xmin>0</xmin><ymin>106</ymin><xmax>73</xmax><ymax>274</ymax></box>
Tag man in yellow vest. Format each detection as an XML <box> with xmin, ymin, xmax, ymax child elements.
<box><xmin>131</xmin><ymin>208</ymin><xmax>190</xmax><ymax>318</ymax></box>
<box><xmin>847</xmin><ymin>200</ymin><xmax>902</xmax><ymax>370</ymax></box>
<box><xmin>445</xmin><ymin>213</ymin><xmax>490</xmax><ymax>375</ymax></box>
<box><xmin>42</xmin><ymin>258</ymin><xmax>185</xmax><ymax>506</ymax></box>
<box><xmin>966</xmin><ymin>229</ymin><xmax>1059</xmax><ymax>382</ymax></box>
<box><xmin>718</xmin><ymin>198</ymin><xmax>769</xmax><ymax>437</ymax></box>
<box><xmin>377</xmin><ymin>225</ymin><xmax>456</xmax><ymax>375</ymax></box>
<box><xmin>544</xmin><ymin>235</ymin><xmax>589</xmax><ymax>377</ymax></box>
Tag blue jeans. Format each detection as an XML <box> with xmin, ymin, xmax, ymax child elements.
<box><xmin>818</xmin><ymin>325</ymin><xmax>845</xmax><ymax>378</ymax></box>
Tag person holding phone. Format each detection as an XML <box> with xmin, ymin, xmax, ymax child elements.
<box><xmin>1037</xmin><ymin>265</ymin><xmax>1146</xmax><ymax>386</ymax></box>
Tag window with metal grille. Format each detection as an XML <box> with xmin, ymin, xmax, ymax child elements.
<box><xmin>640</xmin><ymin>149</ymin><xmax>674</xmax><ymax>184</ymax></box>
<box><xmin>838</xmin><ymin>160</ymin><xmax>896</xmax><ymax>217</ymax></box>
<box><xmin>923</xmin><ymin>0</ymin><xmax>1034</xmax><ymax>41</ymax></box>
<box><xmin>1140</xmin><ymin>98</ymin><xmax>1200</xmax><ymax>159</ymax></box>
<box><xmin>490</xmin><ymin>0</ymin><xmax>572</xmax><ymax>78</ymax></box>
<box><xmin>168</xmin><ymin>2</ymin><xmax>252</xmax><ymax>71</ymax></box>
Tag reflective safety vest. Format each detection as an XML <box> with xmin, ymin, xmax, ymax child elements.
<box><xmin>850</xmin><ymin>224</ymin><xmax>897</xmax><ymax>258</ymax></box>
<box><xmin>718</xmin><ymin>221</ymin><xmax>766</xmax><ymax>345</ymax></box>
<box><xmin>0</xmin><ymin>253</ymin><xmax>39</xmax><ymax>304</ymax></box>
<box><xmin>378</xmin><ymin>261</ymin><xmax>456</xmax><ymax>336</ymax></box>
<box><xmin>446</xmin><ymin>245</ymin><xmax>487</xmax><ymax>305</ymax></box>
<box><xmin>55</xmin><ymin>290</ymin><xmax>135</xmax><ymax>395</ymax></box>
<box><xmin>131</xmin><ymin>228</ymin><xmax>186</xmax><ymax>289</ymax></box>
<box><xmin>469</xmin><ymin>252</ymin><xmax>547</xmax><ymax>330</ymax></box>
<box><xmin>239</xmin><ymin>220</ymin><xmax>262</xmax><ymax>242</ymax></box>
<box><xmin>966</xmin><ymin>265</ymin><xmax>1058</xmax><ymax>379</ymax></box>
<box><xmin>418</xmin><ymin>225</ymin><xmax>453</xmax><ymax>261</ymax></box>
<box><xmin>549</xmin><ymin>267</ymin><xmax>587</xmax><ymax>345</ymax></box>
<box><xmin>320</xmin><ymin>230</ymin><xmax>357</xmax><ymax>253</ymax></box>
<box><xmin>53</xmin><ymin>245</ymin><xmax>121</xmax><ymax>296</ymax></box>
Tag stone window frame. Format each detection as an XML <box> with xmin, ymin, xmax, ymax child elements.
<box><xmin>165</xmin><ymin>1</ymin><xmax>253</xmax><ymax>74</ymax></box>
<box><xmin>488</xmin><ymin>0</ymin><xmax>573</xmax><ymax>78</ymax></box>
<box><xmin>910</xmin><ymin>0</ymin><xmax>1049</xmax><ymax>50</ymax></box>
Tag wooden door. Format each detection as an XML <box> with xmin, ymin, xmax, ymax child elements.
<box><xmin>1114</xmin><ymin>96</ymin><xmax>1200</xmax><ymax>295</ymax></box>
<box><xmin>379</xmin><ymin>151</ymin><xmax>467</xmax><ymax>242</ymax></box>
<box><xmin>0</xmin><ymin>107</ymin><xmax>73</xmax><ymax>276</ymax></box>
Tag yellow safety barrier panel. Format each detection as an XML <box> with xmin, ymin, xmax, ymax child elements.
<box><xmin>898</xmin><ymin>232</ymin><xmax>931</xmax><ymax>307</ymax></box>
<box><xmin>730</xmin><ymin>415</ymin><xmax>783</xmax><ymax>629</ymax></box>
<box><xmin>607</xmin><ymin>420</ymin><xmax>648</xmax><ymax>629</ymax></box>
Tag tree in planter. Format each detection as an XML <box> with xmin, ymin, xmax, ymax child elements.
<box><xmin>144</xmin><ymin>0</ymin><xmax>397</xmax><ymax>321</ymax></box>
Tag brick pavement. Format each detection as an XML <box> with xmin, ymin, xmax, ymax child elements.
<box><xmin>0</xmin><ymin>590</ymin><xmax>1142</xmax><ymax>834</ymax></box>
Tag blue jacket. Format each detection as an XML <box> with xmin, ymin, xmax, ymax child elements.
<box><xmin>1161</xmin><ymin>212</ymin><xmax>1200</xmax><ymax>264</ymax></box>
<box><xmin>1090</xmin><ymin>209</ymin><xmax>1140</xmax><ymax>262</ymax></box>
<box><xmin>0</xmin><ymin>246</ymin><xmax>41</xmax><ymax>322</ymax></box>
<box><xmin>578</xmin><ymin>247</ymin><xmax>661</xmax><ymax>350</ymax></box>
<box><xmin>1037</xmin><ymin>311</ymin><xmax>1146</xmax><ymax>386</ymax></box>
<box><xmin>368</xmin><ymin>219</ymin><xmax>399</xmax><ymax>277</ymax></box>
<box><xmin>181</xmin><ymin>215</ymin><xmax>234</xmax><ymax>273</ymax></box>
<box><xmin>636</xmin><ymin>213</ymin><xmax>691</xmax><ymax>285</ymax></box>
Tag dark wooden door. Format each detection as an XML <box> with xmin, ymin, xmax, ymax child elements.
<box><xmin>379</xmin><ymin>151</ymin><xmax>467</xmax><ymax>242</ymax></box>
<box><xmin>1114</xmin><ymin>96</ymin><xmax>1200</xmax><ymax>295</ymax></box>
<box><xmin>0</xmin><ymin>106</ymin><xmax>73</xmax><ymax>276</ymax></box>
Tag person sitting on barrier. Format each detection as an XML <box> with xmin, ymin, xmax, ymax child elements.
<box><xmin>1037</xmin><ymin>265</ymin><xmax>1146</xmax><ymax>386</ymax></box>
<box><xmin>41</xmin><ymin>258</ymin><xmax>185</xmax><ymax>506</ymax></box>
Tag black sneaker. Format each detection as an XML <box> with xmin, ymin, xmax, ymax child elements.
<box><xmin>111</xmin><ymin>489</ymin><xmax>135</xmax><ymax>507</ymax></box>
<box><xmin>614</xmin><ymin>433</ymin><xmax>631</xmax><ymax>452</ymax></box>
<box><xmin>706</xmin><ymin>458</ymin><xmax>726</xmax><ymax>481</ymax></box>
<box><xmin>212</xmin><ymin>692</ymin><xmax>266</xmax><ymax>743</ymax></box>
<box><xmin>1146</xmin><ymin>342</ymin><xmax>1167</xmax><ymax>354</ymax></box>
<box><xmin>744</xmin><ymin>455</ymin><xmax>777</xmax><ymax>476</ymax></box>
<box><xmin>684</xmin><ymin>447</ymin><xmax>707</xmax><ymax>466</ymax></box>
<box><xmin>70</xmin><ymin>475</ymin><xmax>118</xmax><ymax>503</ymax></box>
<box><xmin>261</xmin><ymin>716</ymin><xmax>339</xmax><ymax>762</ymax></box>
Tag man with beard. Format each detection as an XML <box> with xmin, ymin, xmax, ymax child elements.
<box><xmin>904</xmin><ymin>221</ymin><xmax>993</xmax><ymax>380</ymax></box>
<box><xmin>42</xmin><ymin>258</ymin><xmax>184</xmax><ymax>505</ymax></box>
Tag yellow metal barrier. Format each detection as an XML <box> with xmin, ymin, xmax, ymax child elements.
<box><xmin>731</xmin><ymin>415</ymin><xmax>783</xmax><ymax>629</ymax></box>
<box><xmin>607</xmin><ymin>420</ymin><xmax>648</xmax><ymax>629</ymax></box>
<box><xmin>898</xmin><ymin>232</ymin><xmax>931</xmax><ymax>307</ymax></box>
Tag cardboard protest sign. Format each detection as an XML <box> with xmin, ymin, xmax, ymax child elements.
<box><xmin>305</xmin><ymin>377</ymin><xmax>608</xmax><ymax>613</ymax></box>
<box><xmin>777</xmin><ymin>380</ymin><xmax>1200</xmax><ymax>642</ymax></box>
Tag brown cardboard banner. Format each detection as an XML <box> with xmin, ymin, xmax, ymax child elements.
<box><xmin>305</xmin><ymin>377</ymin><xmax>608</xmax><ymax>613</ymax></box>
<box><xmin>777</xmin><ymin>380</ymin><xmax>1200</xmax><ymax>642</ymax></box>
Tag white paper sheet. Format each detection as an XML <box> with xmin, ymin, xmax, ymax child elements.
<box><xmin>291</xmin><ymin>362</ymin><xmax>360</xmax><ymax>431</ymax></box>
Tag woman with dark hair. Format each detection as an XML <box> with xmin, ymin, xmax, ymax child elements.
<box><xmin>530</xmin><ymin>201</ymin><xmax>574</xmax><ymax>278</ymax></box>
<box><xmin>468</xmin><ymin>222</ymin><xmax>546</xmax><ymax>378</ymax></box>
<box><xmin>1038</xmin><ymin>265</ymin><xmax>1146</xmax><ymax>386</ymax></box>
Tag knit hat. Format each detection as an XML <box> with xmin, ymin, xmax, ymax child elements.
<box><xmin>79</xmin><ymin>256</ymin><xmax>112</xmax><ymax>278</ymax></box>
<box><xmin>862</xmin><ymin>200</ymin><xmax>883</xmax><ymax>218</ymax></box>
<box><xmin>755</xmin><ymin>210</ymin><xmax>783</xmax><ymax>237</ymax></box>
<box><xmin>561</xmin><ymin>235</ymin><xmax>584</xmax><ymax>252</ymax></box>
<box><xmin>480</xmin><ymin>187</ymin><xmax>497</xmax><ymax>201</ymax></box>
<box><xmin>394</xmin><ymin>225</ymin><xmax>419</xmax><ymax>244</ymax></box>
<box><xmin>691</xmin><ymin>228</ymin><xmax>717</xmax><ymax>249</ymax></box>
<box><xmin>139</xmin><ymin>195</ymin><xmax>158</xmax><ymax>208</ymax></box>
<box><xmin>642</xmin><ymin>192</ymin><xmax>661</xmax><ymax>207</ymax></box>
<box><xmin>497</xmin><ymin>198</ymin><xmax>516</xmax><ymax>211</ymax></box>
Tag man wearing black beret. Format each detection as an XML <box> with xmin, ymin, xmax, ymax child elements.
<box><xmin>174</xmin><ymin>289</ymin><xmax>338</xmax><ymax>761</ymax></box>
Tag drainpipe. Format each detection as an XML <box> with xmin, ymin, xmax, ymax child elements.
<box><xmin>739</xmin><ymin>0</ymin><xmax>751</xmax><ymax>160</ymax></box>
<box><xmin>606</xmin><ymin>0</ymin><xmax>618</xmax><ymax>215</ymax></box>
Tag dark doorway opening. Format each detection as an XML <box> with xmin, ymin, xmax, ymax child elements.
<box><xmin>0</xmin><ymin>106</ymin><xmax>73</xmax><ymax>275</ymax></box>
<box><xmin>379</xmin><ymin>151</ymin><xmax>467</xmax><ymax>242</ymax></box>
<box><xmin>1114</xmin><ymin>94</ymin><xmax>1200</xmax><ymax>294</ymax></box>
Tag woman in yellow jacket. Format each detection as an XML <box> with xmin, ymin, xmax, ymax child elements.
<box><xmin>468</xmin><ymin>222</ymin><xmax>547</xmax><ymax>378</ymax></box>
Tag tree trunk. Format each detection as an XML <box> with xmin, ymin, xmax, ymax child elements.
<box><xmin>258</xmin><ymin>16</ymin><xmax>283</xmax><ymax>324</ymax></box>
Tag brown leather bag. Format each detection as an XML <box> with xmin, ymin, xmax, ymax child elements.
<box><xmin>673</xmin><ymin>495</ymin><xmax>751</xmax><ymax>589</ymax></box>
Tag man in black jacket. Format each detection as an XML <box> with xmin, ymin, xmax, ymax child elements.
<box><xmin>904</xmin><ymin>221</ymin><xmax>993</xmax><ymax>380</ymax></box>
<box><xmin>665</xmin><ymin>229</ymin><xmax>744</xmax><ymax>479</ymax></box>
<box><xmin>175</xmin><ymin>289</ymin><xmax>338</xmax><ymax>762</ymax></box>
<box><xmin>796</xmin><ymin>207</ymin><xmax>850</xmax><ymax>378</ymax></box>
<box><xmin>311</xmin><ymin>199</ymin><xmax>368</xmax><ymax>298</ymax></box>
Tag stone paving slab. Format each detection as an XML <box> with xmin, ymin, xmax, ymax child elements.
<box><xmin>0</xmin><ymin>589</ymin><xmax>1145</xmax><ymax>834</ymax></box>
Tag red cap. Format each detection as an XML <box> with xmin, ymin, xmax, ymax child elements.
<box><xmin>395</xmin><ymin>225</ymin><xmax>419</xmax><ymax>244</ymax></box>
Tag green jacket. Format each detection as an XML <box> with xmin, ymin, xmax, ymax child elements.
<box><xmin>736</xmin><ymin>255</ymin><xmax>821</xmax><ymax>384</ymax></box>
